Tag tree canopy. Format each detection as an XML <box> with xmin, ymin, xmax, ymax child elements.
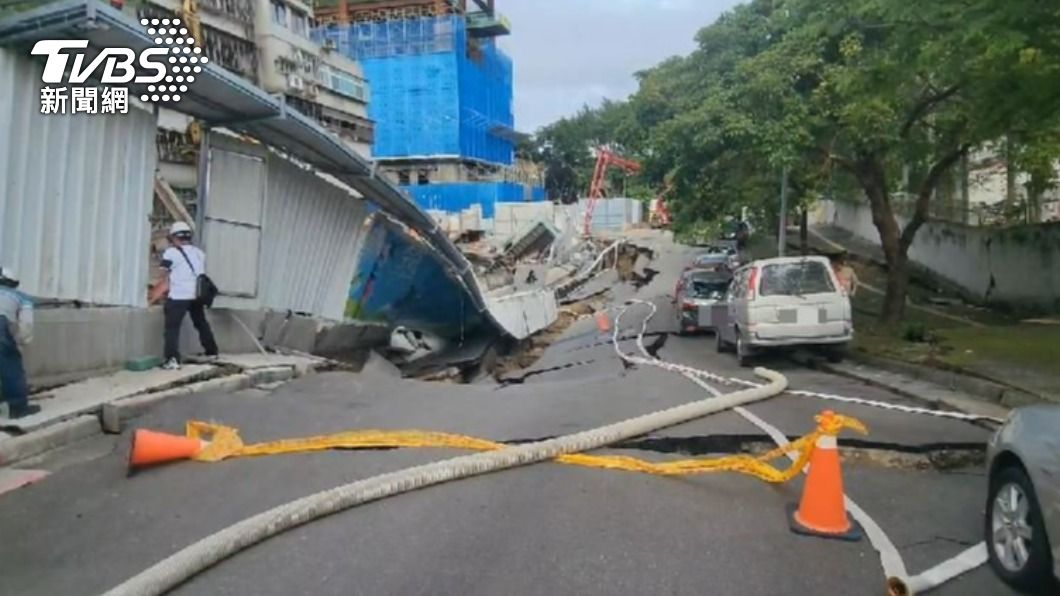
<box><xmin>529</xmin><ymin>0</ymin><xmax>1060</xmax><ymax>321</ymax></box>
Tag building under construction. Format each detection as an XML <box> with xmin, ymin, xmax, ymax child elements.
<box><xmin>316</xmin><ymin>0</ymin><xmax>544</xmax><ymax>221</ymax></box>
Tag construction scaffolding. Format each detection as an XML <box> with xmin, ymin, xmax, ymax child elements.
<box><xmin>317</xmin><ymin>14</ymin><xmax>514</xmax><ymax>164</ymax></box>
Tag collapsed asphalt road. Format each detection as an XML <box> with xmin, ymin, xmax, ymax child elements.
<box><xmin>0</xmin><ymin>239</ymin><xmax>1016</xmax><ymax>596</ymax></box>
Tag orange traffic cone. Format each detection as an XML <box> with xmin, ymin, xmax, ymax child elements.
<box><xmin>788</xmin><ymin>422</ymin><xmax>862</xmax><ymax>541</ymax></box>
<box><xmin>128</xmin><ymin>429</ymin><xmax>206</xmax><ymax>470</ymax></box>
<box><xmin>594</xmin><ymin>311</ymin><xmax>611</xmax><ymax>333</ymax></box>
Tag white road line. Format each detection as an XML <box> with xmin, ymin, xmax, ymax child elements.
<box><xmin>613</xmin><ymin>299</ymin><xmax>991</xmax><ymax>593</ymax></box>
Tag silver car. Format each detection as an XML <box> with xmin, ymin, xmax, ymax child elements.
<box><xmin>714</xmin><ymin>256</ymin><xmax>853</xmax><ymax>366</ymax></box>
<box><xmin>985</xmin><ymin>405</ymin><xmax>1060</xmax><ymax>591</ymax></box>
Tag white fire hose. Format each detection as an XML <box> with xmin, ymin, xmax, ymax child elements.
<box><xmin>102</xmin><ymin>369</ymin><xmax>787</xmax><ymax>595</ymax></box>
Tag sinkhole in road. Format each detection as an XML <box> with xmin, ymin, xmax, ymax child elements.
<box><xmin>327</xmin><ymin>433</ymin><xmax>985</xmax><ymax>472</ymax></box>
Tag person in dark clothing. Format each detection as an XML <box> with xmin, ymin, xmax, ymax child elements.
<box><xmin>152</xmin><ymin>222</ymin><xmax>218</xmax><ymax>370</ymax></box>
<box><xmin>0</xmin><ymin>265</ymin><xmax>40</xmax><ymax>419</ymax></box>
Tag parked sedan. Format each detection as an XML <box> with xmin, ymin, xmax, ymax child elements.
<box><xmin>985</xmin><ymin>405</ymin><xmax>1060</xmax><ymax>592</ymax></box>
<box><xmin>714</xmin><ymin>256</ymin><xmax>853</xmax><ymax>366</ymax></box>
<box><xmin>673</xmin><ymin>268</ymin><xmax>732</xmax><ymax>334</ymax></box>
<box><xmin>691</xmin><ymin>249</ymin><xmax>740</xmax><ymax>272</ymax></box>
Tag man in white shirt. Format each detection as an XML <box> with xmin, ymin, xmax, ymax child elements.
<box><xmin>155</xmin><ymin>222</ymin><xmax>218</xmax><ymax>370</ymax></box>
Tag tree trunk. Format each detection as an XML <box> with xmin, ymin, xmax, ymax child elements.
<box><xmin>882</xmin><ymin>252</ymin><xmax>909</xmax><ymax>323</ymax></box>
<box><xmin>855</xmin><ymin>156</ymin><xmax>907</xmax><ymax>323</ymax></box>
<box><xmin>799</xmin><ymin>208</ymin><xmax>809</xmax><ymax>255</ymax></box>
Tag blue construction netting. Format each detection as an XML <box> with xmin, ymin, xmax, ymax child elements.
<box><xmin>402</xmin><ymin>183</ymin><xmax>545</xmax><ymax>219</ymax></box>
<box><xmin>317</xmin><ymin>16</ymin><xmax>514</xmax><ymax>165</ymax></box>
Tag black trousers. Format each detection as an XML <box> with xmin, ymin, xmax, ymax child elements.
<box><xmin>164</xmin><ymin>299</ymin><xmax>219</xmax><ymax>362</ymax></box>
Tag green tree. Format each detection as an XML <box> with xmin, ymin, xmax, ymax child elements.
<box><xmin>533</xmin><ymin>0</ymin><xmax>1060</xmax><ymax>322</ymax></box>
<box><xmin>746</xmin><ymin>0</ymin><xmax>1060</xmax><ymax>321</ymax></box>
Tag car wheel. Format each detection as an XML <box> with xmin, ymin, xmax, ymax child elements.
<box><xmin>826</xmin><ymin>346</ymin><xmax>846</xmax><ymax>364</ymax></box>
<box><xmin>736</xmin><ymin>334</ymin><xmax>753</xmax><ymax>368</ymax></box>
<box><xmin>986</xmin><ymin>465</ymin><xmax>1054</xmax><ymax>591</ymax></box>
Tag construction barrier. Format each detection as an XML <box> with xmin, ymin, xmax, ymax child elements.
<box><xmin>135</xmin><ymin>412</ymin><xmax>870</xmax><ymax>485</ymax></box>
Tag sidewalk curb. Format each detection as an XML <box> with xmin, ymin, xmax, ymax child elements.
<box><xmin>99</xmin><ymin>365</ymin><xmax>302</xmax><ymax>433</ymax></box>
<box><xmin>2</xmin><ymin>363</ymin><xmax>311</xmax><ymax>465</ymax></box>
<box><xmin>100</xmin><ymin>373</ymin><xmax>255</xmax><ymax>434</ymax></box>
<box><xmin>846</xmin><ymin>352</ymin><xmax>1047</xmax><ymax>408</ymax></box>
<box><xmin>793</xmin><ymin>354</ymin><xmax>1010</xmax><ymax>425</ymax></box>
<box><xmin>0</xmin><ymin>415</ymin><xmax>99</xmax><ymax>466</ymax></box>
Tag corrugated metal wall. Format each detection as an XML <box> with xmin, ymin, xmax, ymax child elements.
<box><xmin>205</xmin><ymin>147</ymin><xmax>266</xmax><ymax>298</ymax></box>
<box><xmin>260</xmin><ymin>156</ymin><xmax>367</xmax><ymax>320</ymax></box>
<box><xmin>0</xmin><ymin>48</ymin><xmax>156</xmax><ymax>307</ymax></box>
<box><xmin>206</xmin><ymin>134</ymin><xmax>368</xmax><ymax>321</ymax></box>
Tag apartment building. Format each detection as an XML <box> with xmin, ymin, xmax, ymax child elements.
<box><xmin>137</xmin><ymin>0</ymin><xmax>373</xmax><ymax>156</ymax></box>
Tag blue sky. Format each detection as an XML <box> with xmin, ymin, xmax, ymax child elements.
<box><xmin>498</xmin><ymin>0</ymin><xmax>743</xmax><ymax>132</ymax></box>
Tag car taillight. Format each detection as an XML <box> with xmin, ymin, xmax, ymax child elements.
<box><xmin>747</xmin><ymin>267</ymin><xmax>758</xmax><ymax>300</ymax></box>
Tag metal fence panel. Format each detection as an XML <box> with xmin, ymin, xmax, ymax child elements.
<box><xmin>261</xmin><ymin>156</ymin><xmax>367</xmax><ymax>320</ymax></box>
<box><xmin>0</xmin><ymin>48</ymin><xmax>155</xmax><ymax>307</ymax></box>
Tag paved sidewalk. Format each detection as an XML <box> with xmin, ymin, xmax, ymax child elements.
<box><xmin>2</xmin><ymin>365</ymin><xmax>215</xmax><ymax>434</ymax></box>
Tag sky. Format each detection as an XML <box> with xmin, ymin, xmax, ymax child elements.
<box><xmin>498</xmin><ymin>0</ymin><xmax>744</xmax><ymax>133</ymax></box>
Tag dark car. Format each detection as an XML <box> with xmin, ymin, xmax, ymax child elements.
<box><xmin>694</xmin><ymin>250</ymin><xmax>742</xmax><ymax>271</ymax></box>
<box><xmin>673</xmin><ymin>268</ymin><xmax>733</xmax><ymax>334</ymax></box>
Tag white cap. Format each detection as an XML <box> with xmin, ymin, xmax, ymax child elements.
<box><xmin>169</xmin><ymin>221</ymin><xmax>193</xmax><ymax>236</ymax></box>
<box><xmin>0</xmin><ymin>265</ymin><xmax>17</xmax><ymax>283</ymax></box>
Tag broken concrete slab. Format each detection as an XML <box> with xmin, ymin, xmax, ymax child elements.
<box><xmin>361</xmin><ymin>351</ymin><xmax>402</xmax><ymax>378</ymax></box>
<box><xmin>210</xmin><ymin>353</ymin><xmax>322</xmax><ymax>374</ymax></box>
<box><xmin>2</xmin><ymin>365</ymin><xmax>215</xmax><ymax>434</ymax></box>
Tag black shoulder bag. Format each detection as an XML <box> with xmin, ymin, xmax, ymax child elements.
<box><xmin>175</xmin><ymin>246</ymin><xmax>220</xmax><ymax>308</ymax></box>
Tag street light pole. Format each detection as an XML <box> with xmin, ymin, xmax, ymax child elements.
<box><xmin>778</xmin><ymin>166</ymin><xmax>789</xmax><ymax>257</ymax></box>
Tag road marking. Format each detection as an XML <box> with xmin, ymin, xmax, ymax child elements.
<box><xmin>613</xmin><ymin>299</ymin><xmax>999</xmax><ymax>592</ymax></box>
<box><xmin>906</xmin><ymin>543</ymin><xmax>988</xmax><ymax>593</ymax></box>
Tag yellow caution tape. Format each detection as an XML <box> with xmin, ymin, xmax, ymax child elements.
<box><xmin>187</xmin><ymin>410</ymin><xmax>867</xmax><ymax>484</ymax></box>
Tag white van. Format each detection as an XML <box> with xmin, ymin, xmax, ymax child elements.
<box><xmin>714</xmin><ymin>256</ymin><xmax>853</xmax><ymax>366</ymax></box>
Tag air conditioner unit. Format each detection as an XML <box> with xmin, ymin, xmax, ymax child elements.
<box><xmin>287</xmin><ymin>74</ymin><xmax>305</xmax><ymax>92</ymax></box>
<box><xmin>323</xmin><ymin>38</ymin><xmax>337</xmax><ymax>51</ymax></box>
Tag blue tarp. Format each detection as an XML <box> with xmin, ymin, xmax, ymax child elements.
<box><xmin>318</xmin><ymin>16</ymin><xmax>514</xmax><ymax>165</ymax></box>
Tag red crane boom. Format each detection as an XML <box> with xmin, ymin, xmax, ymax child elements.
<box><xmin>584</xmin><ymin>148</ymin><xmax>641</xmax><ymax>236</ymax></box>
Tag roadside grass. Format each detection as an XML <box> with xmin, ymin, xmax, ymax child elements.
<box><xmin>936</xmin><ymin>325</ymin><xmax>1060</xmax><ymax>375</ymax></box>
<box><xmin>849</xmin><ymin>263</ymin><xmax>1060</xmax><ymax>395</ymax></box>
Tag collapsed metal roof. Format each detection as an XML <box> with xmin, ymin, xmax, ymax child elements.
<box><xmin>0</xmin><ymin>0</ymin><xmax>498</xmax><ymax>327</ymax></box>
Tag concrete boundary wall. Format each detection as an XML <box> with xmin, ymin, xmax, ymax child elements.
<box><xmin>21</xmin><ymin>307</ymin><xmax>389</xmax><ymax>390</ymax></box>
<box><xmin>493</xmin><ymin>199</ymin><xmax>644</xmax><ymax>242</ymax></box>
<box><xmin>815</xmin><ymin>199</ymin><xmax>1060</xmax><ymax>310</ymax></box>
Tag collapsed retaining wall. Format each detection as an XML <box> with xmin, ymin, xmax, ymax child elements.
<box><xmin>814</xmin><ymin>199</ymin><xmax>1060</xmax><ymax>311</ymax></box>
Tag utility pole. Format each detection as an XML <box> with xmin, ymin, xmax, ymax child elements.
<box><xmin>778</xmin><ymin>167</ymin><xmax>789</xmax><ymax>257</ymax></box>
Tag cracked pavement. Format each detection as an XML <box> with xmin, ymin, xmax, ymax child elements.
<box><xmin>0</xmin><ymin>240</ymin><xmax>1018</xmax><ymax>596</ymax></box>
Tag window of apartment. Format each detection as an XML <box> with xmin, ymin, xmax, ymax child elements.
<box><xmin>291</xmin><ymin>9</ymin><xmax>309</xmax><ymax>38</ymax></box>
<box><xmin>321</xmin><ymin>67</ymin><xmax>369</xmax><ymax>103</ymax></box>
<box><xmin>271</xmin><ymin>0</ymin><xmax>287</xmax><ymax>28</ymax></box>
